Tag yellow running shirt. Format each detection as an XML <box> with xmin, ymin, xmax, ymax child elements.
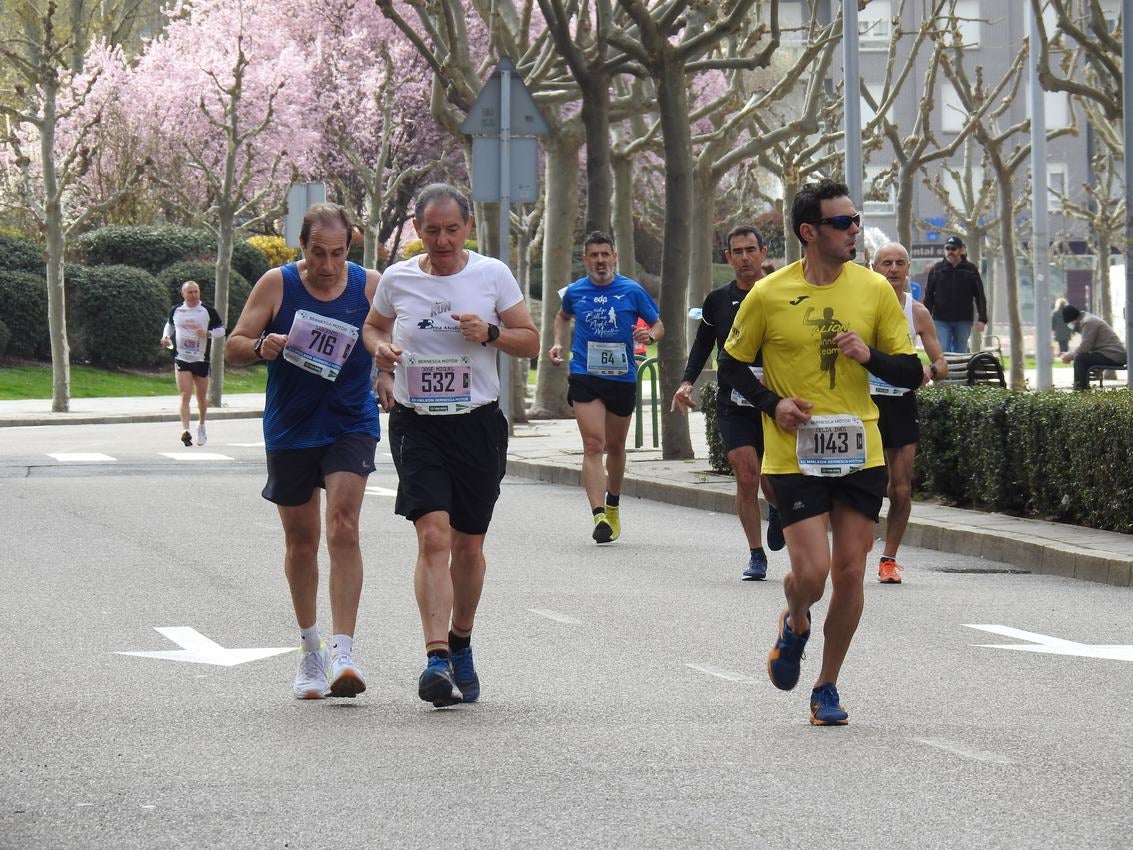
<box><xmin>723</xmin><ymin>259</ymin><xmax>914</xmax><ymax>475</ymax></box>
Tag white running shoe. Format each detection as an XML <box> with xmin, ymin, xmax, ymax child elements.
<box><xmin>196</xmin><ymin>425</ymin><xmax>208</xmax><ymax>446</ymax></box>
<box><xmin>292</xmin><ymin>642</ymin><xmax>330</xmax><ymax>700</ymax></box>
<box><xmin>329</xmin><ymin>653</ymin><xmax>367</xmax><ymax>698</ymax></box>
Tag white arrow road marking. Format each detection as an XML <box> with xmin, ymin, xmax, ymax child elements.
<box><xmin>116</xmin><ymin>627</ymin><xmax>294</xmax><ymax>667</ymax></box>
<box><xmin>365</xmin><ymin>486</ymin><xmax>397</xmax><ymax>496</ymax></box>
<box><xmin>527</xmin><ymin>608</ymin><xmax>580</xmax><ymax>624</ymax></box>
<box><xmin>49</xmin><ymin>453</ymin><xmax>116</xmax><ymax>462</ymax></box>
<box><xmin>159</xmin><ymin>452</ymin><xmax>234</xmax><ymax>461</ymax></box>
<box><xmin>685</xmin><ymin>663</ymin><xmax>753</xmax><ymax>683</ymax></box>
<box><xmin>964</xmin><ymin>624</ymin><xmax>1133</xmax><ymax>661</ymax></box>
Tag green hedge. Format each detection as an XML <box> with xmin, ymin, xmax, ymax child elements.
<box><xmin>76</xmin><ymin>225</ymin><xmax>270</xmax><ymax>283</ymax></box>
<box><xmin>73</xmin><ymin>265</ymin><xmax>169</xmax><ymax>368</ymax></box>
<box><xmin>700</xmin><ymin>382</ymin><xmax>1133</xmax><ymax>533</ymax></box>
<box><xmin>0</xmin><ymin>235</ymin><xmax>44</xmax><ymax>273</ymax></box>
<box><xmin>0</xmin><ymin>270</ymin><xmax>50</xmax><ymax>358</ymax></box>
<box><xmin>156</xmin><ymin>261</ymin><xmax>250</xmax><ymax>325</ymax></box>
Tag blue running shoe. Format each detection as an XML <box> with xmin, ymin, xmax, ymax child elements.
<box><xmin>810</xmin><ymin>682</ymin><xmax>849</xmax><ymax>726</ymax></box>
<box><xmin>767</xmin><ymin>608</ymin><xmax>809</xmax><ymax>691</ymax></box>
<box><xmin>742</xmin><ymin>549</ymin><xmax>768</xmax><ymax>581</ymax></box>
<box><xmin>418</xmin><ymin>655</ymin><xmax>463</xmax><ymax>708</ymax></box>
<box><xmin>450</xmin><ymin>645</ymin><xmax>480</xmax><ymax>703</ymax></box>
<box><xmin>766</xmin><ymin>504</ymin><xmax>785</xmax><ymax>552</ymax></box>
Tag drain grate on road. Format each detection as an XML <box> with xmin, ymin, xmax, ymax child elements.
<box><xmin>931</xmin><ymin>567</ymin><xmax>1031</xmax><ymax>575</ymax></box>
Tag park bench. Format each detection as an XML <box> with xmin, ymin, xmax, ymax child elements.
<box><xmin>936</xmin><ymin>351</ymin><xmax>1007</xmax><ymax>387</ymax></box>
<box><xmin>1086</xmin><ymin>363</ymin><xmax>1128</xmax><ymax>388</ymax></box>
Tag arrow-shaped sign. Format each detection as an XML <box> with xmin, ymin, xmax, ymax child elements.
<box><xmin>964</xmin><ymin>624</ymin><xmax>1133</xmax><ymax>661</ymax></box>
<box><xmin>116</xmin><ymin>627</ymin><xmax>294</xmax><ymax>667</ymax></box>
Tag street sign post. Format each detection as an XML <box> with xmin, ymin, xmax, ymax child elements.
<box><xmin>283</xmin><ymin>181</ymin><xmax>328</xmax><ymax>248</ymax></box>
<box><xmin>460</xmin><ymin>58</ymin><xmax>549</xmax><ymax>424</ymax></box>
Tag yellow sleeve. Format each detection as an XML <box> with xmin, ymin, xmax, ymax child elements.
<box><xmin>724</xmin><ymin>284</ymin><xmax>765</xmax><ymax>363</ymax></box>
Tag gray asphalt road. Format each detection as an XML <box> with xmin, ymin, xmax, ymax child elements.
<box><xmin>2</xmin><ymin>422</ymin><xmax>1131</xmax><ymax>849</ymax></box>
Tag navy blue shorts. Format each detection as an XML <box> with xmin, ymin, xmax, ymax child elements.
<box><xmin>261</xmin><ymin>431</ymin><xmax>377</xmax><ymax>506</ymax></box>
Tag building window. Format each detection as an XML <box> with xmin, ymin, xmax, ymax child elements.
<box><xmin>859</xmin><ymin>0</ymin><xmax>892</xmax><ymax>50</ymax></box>
<box><xmin>1047</xmin><ymin>163</ymin><xmax>1068</xmax><ymax>211</ymax></box>
<box><xmin>950</xmin><ymin>0</ymin><xmax>982</xmax><ymax>47</ymax></box>
<box><xmin>940</xmin><ymin>83</ymin><xmax>969</xmax><ymax>133</ymax></box>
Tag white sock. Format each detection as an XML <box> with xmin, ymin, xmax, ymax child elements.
<box><xmin>331</xmin><ymin>634</ymin><xmax>353</xmax><ymax>658</ymax></box>
<box><xmin>299</xmin><ymin>625</ymin><xmax>321</xmax><ymax>652</ymax></box>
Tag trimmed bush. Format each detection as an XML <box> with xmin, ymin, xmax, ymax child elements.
<box><xmin>0</xmin><ymin>270</ymin><xmax>50</xmax><ymax>358</ymax></box>
<box><xmin>0</xmin><ymin>317</ymin><xmax>10</xmax><ymax>356</ymax></box>
<box><xmin>0</xmin><ymin>234</ymin><xmax>44</xmax><ymax>273</ymax></box>
<box><xmin>401</xmin><ymin>238</ymin><xmax>478</xmax><ymax>259</ymax></box>
<box><xmin>73</xmin><ymin>265</ymin><xmax>169</xmax><ymax>367</ymax></box>
<box><xmin>245</xmin><ymin>234</ymin><xmax>298</xmax><ymax>268</ymax></box>
<box><xmin>77</xmin><ymin>225</ymin><xmax>212</xmax><ymax>274</ymax></box>
<box><xmin>700</xmin><ymin>382</ymin><xmax>732</xmax><ymax>475</ymax></box>
<box><xmin>155</xmin><ymin>261</ymin><xmax>251</xmax><ymax>326</ymax></box>
<box><xmin>231</xmin><ymin>239</ymin><xmax>269</xmax><ymax>284</ymax></box>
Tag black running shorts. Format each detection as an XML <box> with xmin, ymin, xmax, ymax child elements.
<box><xmin>175</xmin><ymin>358</ymin><xmax>210</xmax><ymax>378</ymax></box>
<box><xmin>262</xmin><ymin>431</ymin><xmax>378</xmax><ymax>506</ymax></box>
<box><xmin>389</xmin><ymin>402</ymin><xmax>508</xmax><ymax>535</ymax></box>
<box><xmin>766</xmin><ymin>466</ymin><xmax>888</xmax><ymax>528</ymax></box>
<box><xmin>715</xmin><ymin>400</ymin><xmax>764</xmax><ymax>456</ymax></box>
<box><xmin>874</xmin><ymin>392</ymin><xmax>919</xmax><ymax>449</ymax></box>
<box><xmin>567</xmin><ymin>374</ymin><xmax>637</xmax><ymax>418</ymax></box>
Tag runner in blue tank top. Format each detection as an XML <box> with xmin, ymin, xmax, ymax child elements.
<box><xmin>228</xmin><ymin>203</ymin><xmax>387</xmax><ymax>703</ymax></box>
<box><xmin>548</xmin><ymin>231</ymin><xmax>663</xmax><ymax>545</ymax></box>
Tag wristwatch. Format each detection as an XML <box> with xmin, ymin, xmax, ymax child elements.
<box><xmin>929</xmin><ymin>362</ymin><xmax>939</xmax><ymax>379</ymax></box>
<box><xmin>252</xmin><ymin>333</ymin><xmax>267</xmax><ymax>360</ymax></box>
<box><xmin>482</xmin><ymin>323</ymin><xmax>500</xmax><ymax>347</ymax></box>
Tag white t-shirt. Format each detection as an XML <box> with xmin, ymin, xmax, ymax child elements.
<box><xmin>374</xmin><ymin>251</ymin><xmax>524</xmax><ymax>413</ymax></box>
<box><xmin>163</xmin><ymin>302</ymin><xmax>224</xmax><ymax>363</ymax></box>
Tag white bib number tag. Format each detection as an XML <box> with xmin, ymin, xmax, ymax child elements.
<box><xmin>181</xmin><ymin>334</ymin><xmax>201</xmax><ymax>354</ymax></box>
<box><xmin>282</xmin><ymin>310</ymin><xmax>359</xmax><ymax>381</ymax></box>
<box><xmin>796</xmin><ymin>414</ymin><xmax>866</xmax><ymax>477</ymax></box>
<box><xmin>586</xmin><ymin>341</ymin><xmax>629</xmax><ymax>376</ymax></box>
<box><xmin>868</xmin><ymin>373</ymin><xmax>910</xmax><ymax>397</ymax></box>
<box><xmin>730</xmin><ymin>366</ymin><xmax>765</xmax><ymax>407</ymax></box>
<box><xmin>406</xmin><ymin>353</ymin><xmax>472</xmax><ymax>415</ymax></box>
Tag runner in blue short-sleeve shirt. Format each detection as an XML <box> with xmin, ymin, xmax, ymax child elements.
<box><xmin>548</xmin><ymin>231</ymin><xmax>664</xmax><ymax>545</ymax></box>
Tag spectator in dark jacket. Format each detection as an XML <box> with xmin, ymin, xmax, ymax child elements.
<box><xmin>1051</xmin><ymin>297</ymin><xmax>1073</xmax><ymax>354</ymax></box>
<box><xmin>1059</xmin><ymin>304</ymin><xmax>1127</xmax><ymax>390</ymax></box>
<box><xmin>923</xmin><ymin>235</ymin><xmax>988</xmax><ymax>353</ymax></box>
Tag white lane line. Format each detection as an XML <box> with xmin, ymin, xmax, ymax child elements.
<box><xmin>685</xmin><ymin>663</ymin><xmax>754</xmax><ymax>683</ymax></box>
<box><xmin>48</xmin><ymin>453</ymin><xmax>116</xmax><ymax>462</ymax></box>
<box><xmin>527</xmin><ymin>608</ymin><xmax>580</xmax><ymax>624</ymax></box>
<box><xmin>159</xmin><ymin>452</ymin><xmax>234</xmax><ymax>461</ymax></box>
<box><xmin>228</xmin><ymin>441</ymin><xmax>265</xmax><ymax>447</ymax></box>
<box><xmin>365</xmin><ymin>486</ymin><xmax>397</xmax><ymax>496</ymax></box>
<box><xmin>913</xmin><ymin>738</ymin><xmax>1012</xmax><ymax>765</ymax></box>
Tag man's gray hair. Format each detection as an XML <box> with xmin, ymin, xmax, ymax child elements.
<box><xmin>414</xmin><ymin>183</ymin><xmax>472</xmax><ymax>222</ymax></box>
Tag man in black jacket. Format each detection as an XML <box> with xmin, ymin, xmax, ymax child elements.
<box><xmin>923</xmin><ymin>235</ymin><xmax>987</xmax><ymax>353</ymax></box>
<box><xmin>670</xmin><ymin>226</ymin><xmax>783</xmax><ymax>582</ymax></box>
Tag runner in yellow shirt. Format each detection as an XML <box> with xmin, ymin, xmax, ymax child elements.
<box><xmin>718</xmin><ymin>179</ymin><xmax>922</xmax><ymax>726</ymax></box>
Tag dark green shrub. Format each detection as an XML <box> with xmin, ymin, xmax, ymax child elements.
<box><xmin>77</xmin><ymin>225</ymin><xmax>212</xmax><ymax>274</ymax></box>
<box><xmin>155</xmin><ymin>260</ymin><xmax>251</xmax><ymax>325</ymax></box>
<box><xmin>0</xmin><ymin>270</ymin><xmax>50</xmax><ymax>358</ymax></box>
<box><xmin>700</xmin><ymin>382</ymin><xmax>732</xmax><ymax>475</ymax></box>
<box><xmin>73</xmin><ymin>265</ymin><xmax>169</xmax><ymax>367</ymax></box>
<box><xmin>232</xmin><ymin>239</ymin><xmax>269</xmax><ymax>284</ymax></box>
<box><xmin>0</xmin><ymin>317</ymin><xmax>12</xmax><ymax>356</ymax></box>
<box><xmin>0</xmin><ymin>234</ymin><xmax>44</xmax><ymax>272</ymax></box>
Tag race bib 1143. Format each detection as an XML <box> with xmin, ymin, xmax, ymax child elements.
<box><xmin>795</xmin><ymin>414</ymin><xmax>866</xmax><ymax>477</ymax></box>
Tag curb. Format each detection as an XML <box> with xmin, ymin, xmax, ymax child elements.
<box><xmin>505</xmin><ymin>459</ymin><xmax>1133</xmax><ymax>589</ymax></box>
<box><xmin>0</xmin><ymin>408</ymin><xmax>264</xmax><ymax>428</ymax></box>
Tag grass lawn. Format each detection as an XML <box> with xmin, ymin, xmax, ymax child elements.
<box><xmin>0</xmin><ymin>362</ymin><xmax>268</xmax><ymax>400</ymax></box>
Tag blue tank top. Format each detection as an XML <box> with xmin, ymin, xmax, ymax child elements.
<box><xmin>263</xmin><ymin>261</ymin><xmax>379</xmax><ymax>450</ymax></box>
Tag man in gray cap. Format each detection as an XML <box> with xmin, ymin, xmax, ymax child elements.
<box><xmin>1059</xmin><ymin>304</ymin><xmax>1126</xmax><ymax>390</ymax></box>
<box><xmin>923</xmin><ymin>235</ymin><xmax>988</xmax><ymax>353</ymax></box>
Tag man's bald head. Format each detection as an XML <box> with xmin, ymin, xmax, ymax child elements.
<box><xmin>872</xmin><ymin>242</ymin><xmax>911</xmax><ymax>292</ymax></box>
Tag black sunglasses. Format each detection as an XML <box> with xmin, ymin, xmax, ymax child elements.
<box><xmin>815</xmin><ymin>214</ymin><xmax>861</xmax><ymax>230</ymax></box>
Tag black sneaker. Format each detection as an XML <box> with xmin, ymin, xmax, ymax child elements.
<box><xmin>418</xmin><ymin>655</ymin><xmax>463</xmax><ymax>707</ymax></box>
<box><xmin>180</xmin><ymin>430</ymin><xmax>193</xmax><ymax>447</ymax></box>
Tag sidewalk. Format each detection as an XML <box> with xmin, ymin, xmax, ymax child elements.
<box><xmin>2</xmin><ymin>391</ymin><xmax>1130</xmax><ymax>587</ymax></box>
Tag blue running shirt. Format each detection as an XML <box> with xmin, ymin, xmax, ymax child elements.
<box><xmin>262</xmin><ymin>261</ymin><xmax>379</xmax><ymax>451</ymax></box>
<box><xmin>561</xmin><ymin>274</ymin><xmax>659</xmax><ymax>383</ymax></box>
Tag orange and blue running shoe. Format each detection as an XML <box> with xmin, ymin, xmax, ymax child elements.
<box><xmin>767</xmin><ymin>608</ymin><xmax>809</xmax><ymax>691</ymax></box>
<box><xmin>878</xmin><ymin>559</ymin><xmax>904</xmax><ymax>584</ymax></box>
<box><xmin>810</xmin><ymin>682</ymin><xmax>849</xmax><ymax>726</ymax></box>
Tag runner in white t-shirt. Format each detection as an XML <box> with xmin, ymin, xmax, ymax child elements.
<box><xmin>161</xmin><ymin>280</ymin><xmax>225</xmax><ymax>446</ymax></box>
<box><xmin>364</xmin><ymin>183</ymin><xmax>539</xmax><ymax>708</ymax></box>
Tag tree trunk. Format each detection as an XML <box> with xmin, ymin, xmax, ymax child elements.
<box><xmin>611</xmin><ymin>152</ymin><xmax>636</xmax><ymax>277</ymax></box>
<box><xmin>654</xmin><ymin>60</ymin><xmax>694</xmax><ymax>460</ymax></box>
<box><xmin>894</xmin><ymin>167</ymin><xmax>915</xmax><ymax>249</ymax></box>
<box><xmin>782</xmin><ymin>169</ymin><xmax>803</xmax><ymax>265</ymax></box>
<box><xmin>581</xmin><ymin>72</ymin><xmax>612</xmax><ymax>235</ymax></box>
<box><xmin>992</xmin><ymin>158</ymin><xmax>1025</xmax><ymax>389</ymax></box>
<box><xmin>1096</xmin><ymin>227</ymin><xmax>1113</xmax><ymax>326</ymax></box>
<box><xmin>42</xmin><ymin>81</ymin><xmax>70</xmax><ymax>413</ymax></box>
<box><xmin>528</xmin><ymin>134</ymin><xmax>578</xmax><ymax>419</ymax></box>
<box><xmin>364</xmin><ymin>186</ymin><xmax>381</xmax><ymax>269</ymax></box>
<box><xmin>210</xmin><ymin>211</ymin><xmax>234</xmax><ymax>407</ymax></box>
<box><xmin>689</xmin><ymin>163</ymin><xmax>718</xmax><ymax>312</ymax></box>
